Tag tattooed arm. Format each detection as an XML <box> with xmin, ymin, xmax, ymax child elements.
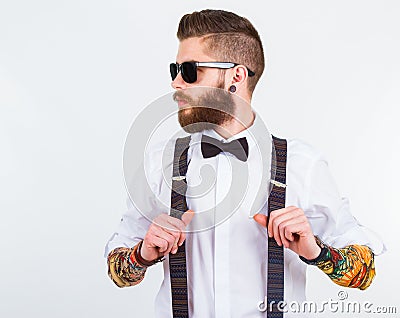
<box><xmin>300</xmin><ymin>236</ymin><xmax>376</xmax><ymax>290</ymax></box>
<box><xmin>107</xmin><ymin>241</ymin><xmax>148</xmax><ymax>288</ymax></box>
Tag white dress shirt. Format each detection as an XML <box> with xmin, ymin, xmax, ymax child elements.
<box><xmin>105</xmin><ymin>111</ymin><xmax>385</xmax><ymax>318</ymax></box>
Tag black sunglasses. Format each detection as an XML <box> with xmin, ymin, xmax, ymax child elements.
<box><xmin>170</xmin><ymin>61</ymin><xmax>255</xmax><ymax>84</ymax></box>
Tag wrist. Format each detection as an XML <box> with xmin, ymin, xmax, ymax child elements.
<box><xmin>303</xmin><ymin>238</ymin><xmax>322</xmax><ymax>260</ymax></box>
<box><xmin>132</xmin><ymin>240</ymin><xmax>164</xmax><ymax>267</ymax></box>
<box><xmin>299</xmin><ymin>236</ymin><xmax>329</xmax><ymax>265</ymax></box>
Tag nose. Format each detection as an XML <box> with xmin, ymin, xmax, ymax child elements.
<box><xmin>171</xmin><ymin>72</ymin><xmax>187</xmax><ymax>90</ymax></box>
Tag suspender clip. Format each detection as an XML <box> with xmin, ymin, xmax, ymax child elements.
<box><xmin>270</xmin><ymin>179</ymin><xmax>287</xmax><ymax>188</ymax></box>
<box><xmin>172</xmin><ymin>175</ymin><xmax>186</xmax><ymax>181</ymax></box>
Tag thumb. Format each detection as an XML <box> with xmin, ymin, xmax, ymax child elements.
<box><xmin>253</xmin><ymin>213</ymin><xmax>268</xmax><ymax>228</ymax></box>
<box><xmin>182</xmin><ymin>209</ymin><xmax>195</xmax><ymax>226</ymax></box>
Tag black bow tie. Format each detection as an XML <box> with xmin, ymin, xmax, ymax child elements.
<box><xmin>201</xmin><ymin>134</ymin><xmax>249</xmax><ymax>162</ymax></box>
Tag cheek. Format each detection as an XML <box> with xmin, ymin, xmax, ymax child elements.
<box><xmin>197</xmin><ymin>69</ymin><xmax>224</xmax><ymax>87</ymax></box>
<box><xmin>216</xmin><ymin>78</ymin><xmax>226</xmax><ymax>89</ymax></box>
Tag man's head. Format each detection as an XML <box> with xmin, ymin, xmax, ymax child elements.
<box><xmin>172</xmin><ymin>9</ymin><xmax>265</xmax><ymax>96</ymax></box>
<box><xmin>172</xmin><ymin>9</ymin><xmax>264</xmax><ymax>133</ymax></box>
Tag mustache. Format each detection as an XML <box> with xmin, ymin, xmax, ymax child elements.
<box><xmin>173</xmin><ymin>91</ymin><xmax>195</xmax><ymax>105</ymax></box>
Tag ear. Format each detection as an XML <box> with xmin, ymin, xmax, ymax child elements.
<box><xmin>230</xmin><ymin>65</ymin><xmax>249</xmax><ymax>85</ymax></box>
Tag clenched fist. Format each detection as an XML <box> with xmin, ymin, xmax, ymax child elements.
<box><xmin>253</xmin><ymin>206</ymin><xmax>321</xmax><ymax>260</ymax></box>
<box><xmin>140</xmin><ymin>210</ymin><xmax>195</xmax><ymax>262</ymax></box>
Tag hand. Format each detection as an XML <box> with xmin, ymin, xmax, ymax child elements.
<box><xmin>141</xmin><ymin>210</ymin><xmax>195</xmax><ymax>262</ymax></box>
<box><xmin>253</xmin><ymin>206</ymin><xmax>321</xmax><ymax>260</ymax></box>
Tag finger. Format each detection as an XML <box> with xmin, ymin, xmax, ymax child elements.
<box><xmin>272</xmin><ymin>210</ymin><xmax>303</xmax><ymax>246</ymax></box>
<box><xmin>271</xmin><ymin>209</ymin><xmax>302</xmax><ymax>238</ymax></box>
<box><xmin>253</xmin><ymin>214</ymin><xmax>268</xmax><ymax>228</ymax></box>
<box><xmin>158</xmin><ymin>211</ymin><xmax>194</xmax><ymax>253</ymax></box>
<box><xmin>279</xmin><ymin>226</ymin><xmax>291</xmax><ymax>248</ymax></box>
<box><xmin>149</xmin><ymin>235</ymin><xmax>169</xmax><ymax>253</ymax></box>
<box><xmin>284</xmin><ymin>221</ymin><xmax>308</xmax><ymax>240</ymax></box>
<box><xmin>269</xmin><ymin>206</ymin><xmax>299</xmax><ymax>220</ymax></box>
<box><xmin>278</xmin><ymin>220</ymin><xmax>304</xmax><ymax>248</ymax></box>
<box><xmin>171</xmin><ymin>240</ymin><xmax>179</xmax><ymax>254</ymax></box>
<box><xmin>181</xmin><ymin>209</ymin><xmax>195</xmax><ymax>226</ymax></box>
<box><xmin>269</xmin><ymin>207</ymin><xmax>303</xmax><ymax>240</ymax></box>
<box><xmin>161</xmin><ymin>227</ymin><xmax>181</xmax><ymax>254</ymax></box>
<box><xmin>267</xmin><ymin>206</ymin><xmax>298</xmax><ymax>238</ymax></box>
<box><xmin>153</xmin><ymin>227</ymin><xmax>178</xmax><ymax>254</ymax></box>
<box><xmin>156</xmin><ymin>215</ymin><xmax>183</xmax><ymax>233</ymax></box>
<box><xmin>177</xmin><ymin>231</ymin><xmax>186</xmax><ymax>247</ymax></box>
<box><xmin>165</xmin><ymin>215</ymin><xmax>187</xmax><ymax>233</ymax></box>
<box><xmin>274</xmin><ymin>224</ymin><xmax>282</xmax><ymax>247</ymax></box>
<box><xmin>161</xmin><ymin>215</ymin><xmax>188</xmax><ymax>251</ymax></box>
<box><xmin>154</xmin><ymin>219</ymin><xmax>182</xmax><ymax>242</ymax></box>
<box><xmin>165</xmin><ymin>213</ymin><xmax>192</xmax><ymax>249</ymax></box>
<box><xmin>163</xmin><ymin>219</ymin><xmax>184</xmax><ymax>251</ymax></box>
<box><xmin>175</xmin><ymin>210</ymin><xmax>195</xmax><ymax>249</ymax></box>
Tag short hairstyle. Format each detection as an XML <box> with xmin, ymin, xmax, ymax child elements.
<box><xmin>177</xmin><ymin>9</ymin><xmax>265</xmax><ymax>94</ymax></box>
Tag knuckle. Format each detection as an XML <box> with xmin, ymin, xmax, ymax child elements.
<box><xmin>152</xmin><ymin>222</ymin><xmax>163</xmax><ymax>231</ymax></box>
<box><xmin>178</xmin><ymin>220</ymin><xmax>186</xmax><ymax>230</ymax></box>
<box><xmin>172</xmin><ymin>232</ymin><xmax>180</xmax><ymax>241</ymax></box>
<box><xmin>162</xmin><ymin>241</ymin><xmax>168</xmax><ymax>250</ymax></box>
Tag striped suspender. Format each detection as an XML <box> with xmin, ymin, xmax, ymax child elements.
<box><xmin>168</xmin><ymin>135</ymin><xmax>287</xmax><ymax>318</ymax></box>
<box><xmin>267</xmin><ymin>136</ymin><xmax>287</xmax><ymax>318</ymax></box>
<box><xmin>169</xmin><ymin>136</ymin><xmax>191</xmax><ymax>318</ymax></box>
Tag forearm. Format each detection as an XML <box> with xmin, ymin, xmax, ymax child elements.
<box><xmin>107</xmin><ymin>242</ymin><xmax>147</xmax><ymax>288</ymax></box>
<box><xmin>300</xmin><ymin>236</ymin><xmax>376</xmax><ymax>290</ymax></box>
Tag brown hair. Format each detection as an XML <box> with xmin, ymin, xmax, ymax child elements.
<box><xmin>177</xmin><ymin>9</ymin><xmax>265</xmax><ymax>94</ymax></box>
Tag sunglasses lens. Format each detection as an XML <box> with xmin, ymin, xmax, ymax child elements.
<box><xmin>181</xmin><ymin>62</ymin><xmax>197</xmax><ymax>83</ymax></box>
<box><xmin>170</xmin><ymin>63</ymin><xmax>178</xmax><ymax>80</ymax></box>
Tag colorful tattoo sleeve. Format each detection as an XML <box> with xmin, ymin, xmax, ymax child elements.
<box><xmin>300</xmin><ymin>236</ymin><xmax>376</xmax><ymax>290</ymax></box>
<box><xmin>107</xmin><ymin>243</ymin><xmax>147</xmax><ymax>288</ymax></box>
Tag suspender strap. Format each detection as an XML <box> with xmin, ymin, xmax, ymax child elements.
<box><xmin>267</xmin><ymin>135</ymin><xmax>287</xmax><ymax>318</ymax></box>
<box><xmin>169</xmin><ymin>136</ymin><xmax>191</xmax><ymax>318</ymax></box>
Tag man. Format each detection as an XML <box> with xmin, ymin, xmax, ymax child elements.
<box><xmin>105</xmin><ymin>9</ymin><xmax>384</xmax><ymax>317</ymax></box>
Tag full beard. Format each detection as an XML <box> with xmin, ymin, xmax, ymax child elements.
<box><xmin>175</xmin><ymin>84</ymin><xmax>236</xmax><ymax>134</ymax></box>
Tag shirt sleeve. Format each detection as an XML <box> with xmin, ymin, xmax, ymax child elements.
<box><xmin>300</xmin><ymin>236</ymin><xmax>376</xmax><ymax>290</ymax></box>
<box><xmin>104</xmin><ymin>139</ymin><xmax>173</xmax><ymax>286</ymax></box>
<box><xmin>107</xmin><ymin>242</ymin><xmax>148</xmax><ymax>288</ymax></box>
<box><xmin>104</xmin><ymin>138</ymin><xmax>170</xmax><ymax>257</ymax></box>
<box><xmin>302</xmin><ymin>150</ymin><xmax>386</xmax><ymax>256</ymax></box>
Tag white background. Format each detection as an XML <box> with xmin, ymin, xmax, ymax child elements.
<box><xmin>1</xmin><ymin>1</ymin><xmax>399</xmax><ymax>317</ymax></box>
